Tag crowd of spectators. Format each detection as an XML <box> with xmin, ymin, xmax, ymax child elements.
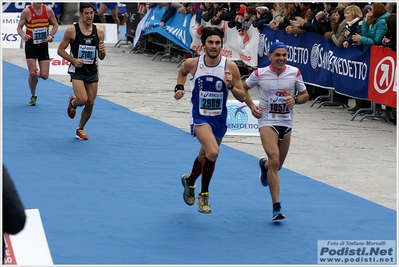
<box><xmin>135</xmin><ymin>2</ymin><xmax>396</xmax><ymax>124</ymax></box>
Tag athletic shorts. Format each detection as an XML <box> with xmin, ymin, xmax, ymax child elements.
<box><xmin>268</xmin><ymin>125</ymin><xmax>293</xmax><ymax>141</ymax></box>
<box><xmin>25</xmin><ymin>40</ymin><xmax>49</xmax><ymax>61</ymax></box>
<box><xmin>190</xmin><ymin>123</ymin><xmax>227</xmax><ymax>141</ymax></box>
<box><xmin>101</xmin><ymin>3</ymin><xmax>118</xmax><ymax>9</ymax></box>
<box><xmin>69</xmin><ymin>72</ymin><xmax>99</xmax><ymax>83</ymax></box>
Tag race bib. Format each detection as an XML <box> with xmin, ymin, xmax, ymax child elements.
<box><xmin>78</xmin><ymin>45</ymin><xmax>96</xmax><ymax>64</ymax></box>
<box><xmin>199</xmin><ymin>91</ymin><xmax>223</xmax><ymax>116</ymax></box>
<box><xmin>267</xmin><ymin>96</ymin><xmax>292</xmax><ymax>120</ymax></box>
<box><xmin>32</xmin><ymin>27</ymin><xmax>47</xmax><ymax>44</ymax></box>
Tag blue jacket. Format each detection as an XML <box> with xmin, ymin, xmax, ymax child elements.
<box><xmin>361</xmin><ymin>12</ymin><xmax>389</xmax><ymax>45</ymax></box>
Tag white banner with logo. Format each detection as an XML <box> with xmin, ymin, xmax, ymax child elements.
<box><xmin>2</xmin><ymin>12</ymin><xmax>22</xmax><ymax>49</ymax></box>
<box><xmin>226</xmin><ymin>100</ymin><xmax>259</xmax><ymax>136</ymax></box>
<box><xmin>5</xmin><ymin>209</ymin><xmax>53</xmax><ymax>265</ymax></box>
<box><xmin>49</xmin><ymin>48</ymin><xmax>70</xmax><ymax>75</ymax></box>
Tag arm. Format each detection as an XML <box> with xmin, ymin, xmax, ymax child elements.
<box><xmin>16</xmin><ymin>8</ymin><xmax>30</xmax><ymax>41</ymax></box>
<box><xmin>57</xmin><ymin>26</ymin><xmax>83</xmax><ymax>68</ymax></box>
<box><xmin>174</xmin><ymin>57</ymin><xmax>196</xmax><ymax>100</ymax></box>
<box><xmin>97</xmin><ymin>27</ymin><xmax>106</xmax><ymax>60</ymax></box>
<box><xmin>243</xmin><ymin>80</ymin><xmax>262</xmax><ymax>119</ymax></box>
<box><xmin>46</xmin><ymin>6</ymin><xmax>59</xmax><ymax>43</ymax></box>
<box><xmin>225</xmin><ymin>60</ymin><xmax>246</xmax><ymax>102</ymax></box>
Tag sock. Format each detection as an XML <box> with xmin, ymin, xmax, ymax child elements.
<box><xmin>187</xmin><ymin>157</ymin><xmax>202</xmax><ymax>186</ymax></box>
<box><xmin>71</xmin><ymin>100</ymin><xmax>77</xmax><ymax>108</ymax></box>
<box><xmin>200</xmin><ymin>157</ymin><xmax>215</xmax><ymax>193</ymax></box>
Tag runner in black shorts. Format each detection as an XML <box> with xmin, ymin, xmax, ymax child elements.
<box><xmin>57</xmin><ymin>3</ymin><xmax>106</xmax><ymax>140</ymax></box>
<box><xmin>17</xmin><ymin>2</ymin><xmax>58</xmax><ymax>106</ymax></box>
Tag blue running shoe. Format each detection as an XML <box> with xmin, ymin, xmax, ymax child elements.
<box><xmin>272</xmin><ymin>203</ymin><xmax>285</xmax><ymax>221</ymax></box>
<box><xmin>258</xmin><ymin>157</ymin><xmax>268</xmax><ymax>187</ymax></box>
<box><xmin>181</xmin><ymin>174</ymin><xmax>195</xmax><ymax>206</ymax></box>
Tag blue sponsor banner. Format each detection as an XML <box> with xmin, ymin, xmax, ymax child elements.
<box><xmin>258</xmin><ymin>26</ymin><xmax>370</xmax><ymax>99</ymax></box>
<box><xmin>141</xmin><ymin>5</ymin><xmax>192</xmax><ymax>51</ymax></box>
<box><xmin>2</xmin><ymin>2</ymin><xmax>61</xmax><ymax>14</ymax></box>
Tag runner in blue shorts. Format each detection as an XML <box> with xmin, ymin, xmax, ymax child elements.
<box><xmin>174</xmin><ymin>27</ymin><xmax>246</xmax><ymax>214</ymax></box>
<box><xmin>98</xmin><ymin>2</ymin><xmax>120</xmax><ymax>34</ymax></box>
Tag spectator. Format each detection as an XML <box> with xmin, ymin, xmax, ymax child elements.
<box><xmin>324</xmin><ymin>8</ymin><xmax>346</xmax><ymax>47</ymax></box>
<box><xmin>286</xmin><ymin>2</ymin><xmax>314</xmax><ymax>36</ymax></box>
<box><xmin>314</xmin><ymin>2</ymin><xmax>339</xmax><ymax>34</ymax></box>
<box><xmin>351</xmin><ymin>2</ymin><xmax>389</xmax><ymax>46</ymax></box>
<box><xmin>381</xmin><ymin>13</ymin><xmax>396</xmax><ymax>125</ymax></box>
<box><xmin>342</xmin><ymin>4</ymin><xmax>364</xmax><ymax>48</ymax></box>
<box><xmin>236</xmin><ymin>5</ymin><xmax>257</xmax><ymax>35</ymax></box>
<box><xmin>160</xmin><ymin>3</ymin><xmax>178</xmax><ymax>28</ymax></box>
<box><xmin>3</xmin><ymin>165</ymin><xmax>27</xmax><ymax>261</ymax></box>
<box><xmin>269</xmin><ymin>2</ymin><xmax>285</xmax><ymax>30</ymax></box>
<box><xmin>194</xmin><ymin>2</ymin><xmax>214</xmax><ymax>26</ymax></box>
<box><xmin>227</xmin><ymin>3</ymin><xmax>247</xmax><ymax>29</ymax></box>
<box><xmin>382</xmin><ymin>13</ymin><xmax>396</xmax><ymax>51</ymax></box>
<box><xmin>385</xmin><ymin>2</ymin><xmax>396</xmax><ymax>14</ymax></box>
<box><xmin>289</xmin><ymin>2</ymin><xmax>325</xmax><ymax>33</ymax></box>
<box><xmin>210</xmin><ymin>3</ymin><xmax>227</xmax><ymax>25</ymax></box>
<box><xmin>277</xmin><ymin>3</ymin><xmax>301</xmax><ymax>30</ymax></box>
<box><xmin>252</xmin><ymin>6</ymin><xmax>273</xmax><ymax>31</ymax></box>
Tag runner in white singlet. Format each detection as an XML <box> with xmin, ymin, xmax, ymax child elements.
<box><xmin>243</xmin><ymin>41</ymin><xmax>309</xmax><ymax>221</ymax></box>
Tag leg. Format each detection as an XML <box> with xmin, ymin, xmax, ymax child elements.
<box><xmin>37</xmin><ymin>59</ymin><xmax>50</xmax><ymax>80</ymax></box>
<box><xmin>111</xmin><ymin>7</ymin><xmax>120</xmax><ymax>33</ymax></box>
<box><xmin>98</xmin><ymin>4</ymin><xmax>108</xmax><ymax>23</ymax></box>
<box><xmin>78</xmin><ymin>82</ymin><xmax>98</xmax><ymax>130</ymax></box>
<box><xmin>26</xmin><ymin>58</ymin><xmax>38</xmax><ymax>96</ymax></box>
<box><xmin>259</xmin><ymin>127</ymin><xmax>291</xmax><ymax>204</ymax></box>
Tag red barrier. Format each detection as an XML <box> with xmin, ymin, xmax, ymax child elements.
<box><xmin>367</xmin><ymin>46</ymin><xmax>397</xmax><ymax>108</ymax></box>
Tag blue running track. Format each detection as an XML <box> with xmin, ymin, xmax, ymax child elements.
<box><xmin>2</xmin><ymin>61</ymin><xmax>396</xmax><ymax>265</ymax></box>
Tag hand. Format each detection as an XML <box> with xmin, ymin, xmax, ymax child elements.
<box><xmin>250</xmin><ymin>105</ymin><xmax>262</xmax><ymax>119</ymax></box>
<box><xmin>47</xmin><ymin>35</ymin><xmax>54</xmax><ymax>43</ymax></box>
<box><xmin>382</xmin><ymin>37</ymin><xmax>390</xmax><ymax>45</ymax></box>
<box><xmin>343</xmin><ymin>41</ymin><xmax>349</xmax><ymax>48</ymax></box>
<box><xmin>160</xmin><ymin>21</ymin><xmax>165</xmax><ymax>28</ymax></box>
<box><xmin>22</xmin><ymin>34</ymin><xmax>31</xmax><ymax>41</ymax></box>
<box><xmin>286</xmin><ymin>96</ymin><xmax>296</xmax><ymax>108</ymax></box>
<box><xmin>99</xmin><ymin>41</ymin><xmax>106</xmax><ymax>54</ymax></box>
<box><xmin>352</xmin><ymin>33</ymin><xmax>361</xmax><ymax>43</ymax></box>
<box><xmin>344</xmin><ymin>30</ymin><xmax>350</xmax><ymax>37</ymax></box>
<box><xmin>285</xmin><ymin>26</ymin><xmax>294</xmax><ymax>34</ymax></box>
<box><xmin>73</xmin><ymin>58</ymin><xmax>84</xmax><ymax>68</ymax></box>
<box><xmin>224</xmin><ymin>70</ymin><xmax>233</xmax><ymax>87</ymax></box>
<box><xmin>174</xmin><ymin>90</ymin><xmax>185</xmax><ymax>100</ymax></box>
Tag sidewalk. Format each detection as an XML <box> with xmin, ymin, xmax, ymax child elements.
<box><xmin>2</xmin><ymin>36</ymin><xmax>397</xmax><ymax>210</ymax></box>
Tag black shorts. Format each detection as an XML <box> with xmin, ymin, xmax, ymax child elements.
<box><xmin>69</xmin><ymin>72</ymin><xmax>99</xmax><ymax>83</ymax></box>
<box><xmin>270</xmin><ymin>125</ymin><xmax>293</xmax><ymax>141</ymax></box>
<box><xmin>25</xmin><ymin>40</ymin><xmax>49</xmax><ymax>61</ymax></box>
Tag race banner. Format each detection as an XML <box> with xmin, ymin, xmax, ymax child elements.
<box><xmin>226</xmin><ymin>100</ymin><xmax>259</xmax><ymax>136</ymax></box>
<box><xmin>189</xmin><ymin>19</ymin><xmax>259</xmax><ymax>67</ymax></box>
<box><xmin>258</xmin><ymin>26</ymin><xmax>370</xmax><ymax>99</ymax></box>
<box><xmin>367</xmin><ymin>46</ymin><xmax>397</xmax><ymax>108</ymax></box>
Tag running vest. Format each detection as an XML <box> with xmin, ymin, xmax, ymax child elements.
<box><xmin>190</xmin><ymin>55</ymin><xmax>229</xmax><ymax>127</ymax></box>
<box><xmin>68</xmin><ymin>23</ymin><xmax>99</xmax><ymax>76</ymax></box>
<box><xmin>245</xmin><ymin>64</ymin><xmax>307</xmax><ymax>128</ymax></box>
<box><xmin>26</xmin><ymin>5</ymin><xmax>50</xmax><ymax>44</ymax></box>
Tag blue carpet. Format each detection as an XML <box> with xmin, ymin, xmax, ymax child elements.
<box><xmin>2</xmin><ymin>61</ymin><xmax>396</xmax><ymax>264</ymax></box>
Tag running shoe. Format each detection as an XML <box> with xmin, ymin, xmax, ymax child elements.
<box><xmin>272</xmin><ymin>203</ymin><xmax>285</xmax><ymax>221</ymax></box>
<box><xmin>181</xmin><ymin>174</ymin><xmax>195</xmax><ymax>206</ymax></box>
<box><xmin>28</xmin><ymin>96</ymin><xmax>37</xmax><ymax>106</ymax></box>
<box><xmin>258</xmin><ymin>157</ymin><xmax>268</xmax><ymax>187</ymax></box>
<box><xmin>197</xmin><ymin>192</ymin><xmax>211</xmax><ymax>214</ymax></box>
<box><xmin>76</xmin><ymin>128</ymin><xmax>89</xmax><ymax>140</ymax></box>
<box><xmin>67</xmin><ymin>94</ymin><xmax>76</xmax><ymax>119</ymax></box>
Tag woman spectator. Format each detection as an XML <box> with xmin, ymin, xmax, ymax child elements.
<box><xmin>342</xmin><ymin>5</ymin><xmax>364</xmax><ymax>48</ymax></box>
<box><xmin>351</xmin><ymin>2</ymin><xmax>389</xmax><ymax>46</ymax></box>
<box><xmin>210</xmin><ymin>2</ymin><xmax>227</xmax><ymax>25</ymax></box>
<box><xmin>324</xmin><ymin>8</ymin><xmax>346</xmax><ymax>47</ymax></box>
<box><xmin>276</xmin><ymin>3</ymin><xmax>301</xmax><ymax>30</ymax></box>
<box><xmin>381</xmin><ymin>13</ymin><xmax>396</xmax><ymax>51</ymax></box>
<box><xmin>236</xmin><ymin>5</ymin><xmax>257</xmax><ymax>35</ymax></box>
<box><xmin>269</xmin><ymin>2</ymin><xmax>285</xmax><ymax>30</ymax></box>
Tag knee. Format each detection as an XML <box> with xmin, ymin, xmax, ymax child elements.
<box><xmin>41</xmin><ymin>74</ymin><xmax>49</xmax><ymax>80</ymax></box>
<box><xmin>267</xmin><ymin>155</ymin><xmax>281</xmax><ymax>170</ymax></box>
<box><xmin>206</xmin><ymin>147</ymin><xmax>219</xmax><ymax>162</ymax></box>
